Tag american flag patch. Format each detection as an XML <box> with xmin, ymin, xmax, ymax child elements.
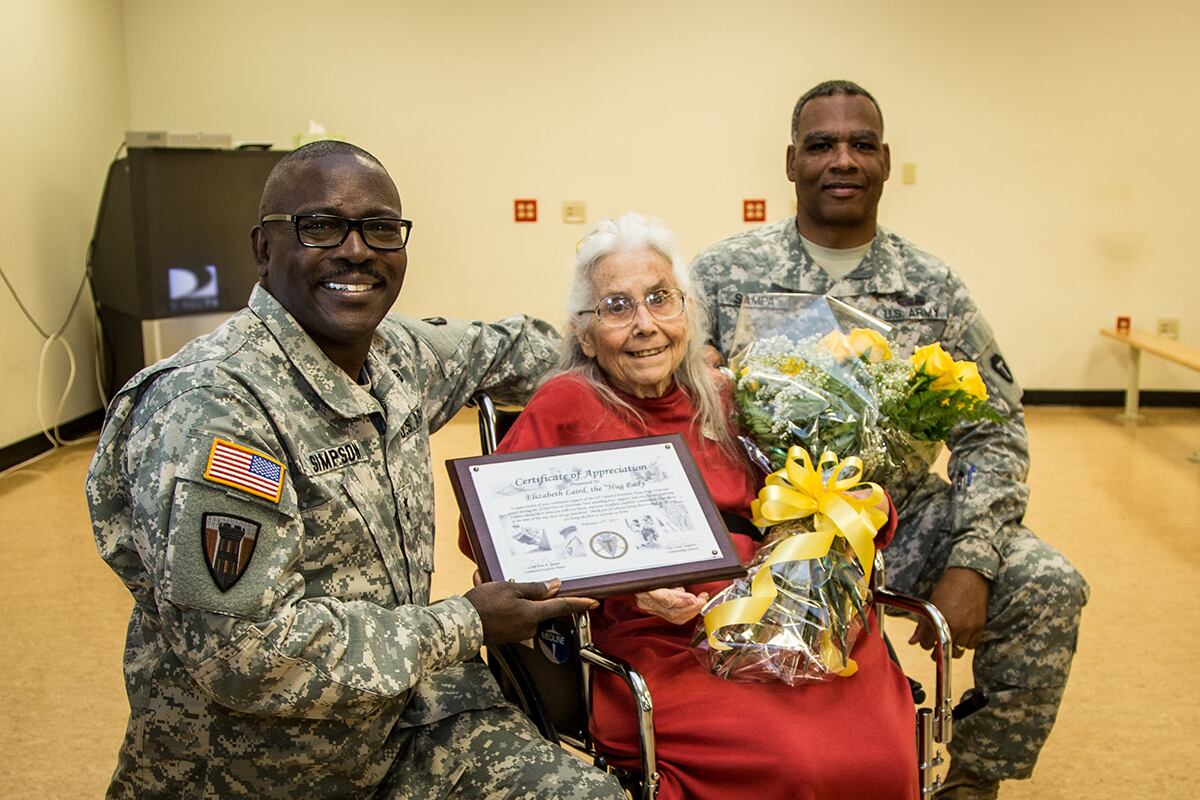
<box><xmin>203</xmin><ymin>438</ymin><xmax>286</xmax><ymax>503</ymax></box>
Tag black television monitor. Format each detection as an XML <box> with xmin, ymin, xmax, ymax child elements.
<box><xmin>90</xmin><ymin>147</ymin><xmax>285</xmax><ymax>319</ymax></box>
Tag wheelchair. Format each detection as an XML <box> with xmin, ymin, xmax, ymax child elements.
<box><xmin>471</xmin><ymin>392</ymin><xmax>963</xmax><ymax>798</ymax></box>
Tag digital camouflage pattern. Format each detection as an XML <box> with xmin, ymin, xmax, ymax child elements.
<box><xmin>691</xmin><ymin>220</ymin><xmax>1089</xmax><ymax>781</ymax></box>
<box><xmin>377</xmin><ymin>706</ymin><xmax>625</xmax><ymax>798</ymax></box>
<box><xmin>88</xmin><ymin>285</ymin><xmax>623</xmax><ymax>799</ymax></box>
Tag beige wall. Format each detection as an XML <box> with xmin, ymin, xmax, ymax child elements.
<box><xmin>0</xmin><ymin>0</ymin><xmax>129</xmax><ymax>448</ymax></box>
<box><xmin>3</xmin><ymin>0</ymin><xmax>1197</xmax><ymax>446</ymax></box>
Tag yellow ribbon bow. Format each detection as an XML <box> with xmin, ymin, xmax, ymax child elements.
<box><xmin>703</xmin><ymin>447</ymin><xmax>888</xmax><ymax>676</ymax></box>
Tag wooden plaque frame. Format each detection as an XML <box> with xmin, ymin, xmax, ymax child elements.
<box><xmin>448</xmin><ymin>434</ymin><xmax>745</xmax><ymax>597</ymax></box>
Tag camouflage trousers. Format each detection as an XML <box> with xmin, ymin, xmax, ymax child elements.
<box><xmin>377</xmin><ymin>705</ymin><xmax>625</xmax><ymax>800</ymax></box>
<box><xmin>887</xmin><ymin>479</ymin><xmax>1090</xmax><ymax>782</ymax></box>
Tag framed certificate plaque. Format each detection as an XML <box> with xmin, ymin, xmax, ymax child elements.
<box><xmin>448</xmin><ymin>434</ymin><xmax>746</xmax><ymax>597</ymax></box>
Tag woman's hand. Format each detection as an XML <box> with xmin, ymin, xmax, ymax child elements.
<box><xmin>634</xmin><ymin>586</ymin><xmax>709</xmax><ymax>625</ymax></box>
<box><xmin>846</xmin><ymin>485</ymin><xmax>890</xmax><ymax>516</ymax></box>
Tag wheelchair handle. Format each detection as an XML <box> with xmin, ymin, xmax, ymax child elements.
<box><xmin>875</xmin><ymin>588</ymin><xmax>954</xmax><ymax>745</ymax></box>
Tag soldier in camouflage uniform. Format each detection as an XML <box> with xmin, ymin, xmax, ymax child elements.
<box><xmin>690</xmin><ymin>81</ymin><xmax>1088</xmax><ymax>798</ymax></box>
<box><xmin>87</xmin><ymin>141</ymin><xmax>625</xmax><ymax>800</ymax></box>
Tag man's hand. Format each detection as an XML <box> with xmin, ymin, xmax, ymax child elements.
<box><xmin>908</xmin><ymin>567</ymin><xmax>990</xmax><ymax>658</ymax></box>
<box><xmin>634</xmin><ymin>586</ymin><xmax>709</xmax><ymax>625</ymax></box>
<box><xmin>464</xmin><ymin>574</ymin><xmax>598</xmax><ymax>646</ymax></box>
<box><xmin>701</xmin><ymin>344</ymin><xmax>724</xmax><ymax>368</ymax></box>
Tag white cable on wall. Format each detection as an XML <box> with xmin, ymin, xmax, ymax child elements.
<box><xmin>0</xmin><ymin>243</ymin><xmax>100</xmax><ymax>479</ymax></box>
<box><xmin>0</xmin><ymin>143</ymin><xmax>127</xmax><ymax>478</ymax></box>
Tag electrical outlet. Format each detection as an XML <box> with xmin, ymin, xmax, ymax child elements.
<box><xmin>1157</xmin><ymin>317</ymin><xmax>1180</xmax><ymax>339</ymax></box>
<box><xmin>562</xmin><ymin>201</ymin><xmax>586</xmax><ymax>224</ymax></box>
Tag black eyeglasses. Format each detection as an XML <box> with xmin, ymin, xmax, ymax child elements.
<box><xmin>577</xmin><ymin>288</ymin><xmax>687</xmax><ymax>328</ymax></box>
<box><xmin>261</xmin><ymin>214</ymin><xmax>413</xmax><ymax>250</ymax></box>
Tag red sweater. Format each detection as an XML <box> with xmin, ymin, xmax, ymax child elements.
<box><xmin>460</xmin><ymin>373</ymin><xmax>917</xmax><ymax>800</ymax></box>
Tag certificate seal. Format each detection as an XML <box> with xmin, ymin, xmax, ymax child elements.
<box><xmin>589</xmin><ymin>531</ymin><xmax>628</xmax><ymax>559</ymax></box>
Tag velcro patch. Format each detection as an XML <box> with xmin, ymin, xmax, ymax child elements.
<box><xmin>202</xmin><ymin>513</ymin><xmax>260</xmax><ymax>591</ymax></box>
<box><xmin>204</xmin><ymin>437</ymin><xmax>286</xmax><ymax>503</ymax></box>
<box><xmin>302</xmin><ymin>441</ymin><xmax>366</xmax><ymax>475</ymax></box>
<box><xmin>398</xmin><ymin>407</ymin><xmax>424</xmax><ymax>439</ymax></box>
<box><xmin>991</xmin><ymin>353</ymin><xmax>1014</xmax><ymax>383</ymax></box>
<box><xmin>876</xmin><ymin>304</ymin><xmax>947</xmax><ymax>322</ymax></box>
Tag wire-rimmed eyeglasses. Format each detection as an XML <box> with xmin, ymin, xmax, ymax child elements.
<box><xmin>577</xmin><ymin>288</ymin><xmax>687</xmax><ymax>328</ymax></box>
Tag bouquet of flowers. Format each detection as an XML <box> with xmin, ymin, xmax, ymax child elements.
<box><xmin>694</xmin><ymin>293</ymin><xmax>1000</xmax><ymax>684</ymax></box>
<box><xmin>728</xmin><ymin>293</ymin><xmax>1000</xmax><ymax>497</ymax></box>
<box><xmin>693</xmin><ymin>447</ymin><xmax>886</xmax><ymax>684</ymax></box>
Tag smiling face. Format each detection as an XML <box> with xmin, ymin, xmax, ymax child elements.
<box><xmin>787</xmin><ymin>92</ymin><xmax>891</xmax><ymax>248</ymax></box>
<box><xmin>251</xmin><ymin>153</ymin><xmax>407</xmax><ymax>376</ymax></box>
<box><xmin>575</xmin><ymin>248</ymin><xmax>689</xmax><ymax>399</ymax></box>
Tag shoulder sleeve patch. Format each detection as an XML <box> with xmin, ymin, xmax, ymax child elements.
<box><xmin>990</xmin><ymin>353</ymin><xmax>1014</xmax><ymax>383</ymax></box>
<box><xmin>201</xmin><ymin>513</ymin><xmax>260</xmax><ymax>591</ymax></box>
<box><xmin>203</xmin><ymin>437</ymin><xmax>286</xmax><ymax>503</ymax></box>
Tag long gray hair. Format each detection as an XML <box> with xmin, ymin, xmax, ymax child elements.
<box><xmin>558</xmin><ymin>212</ymin><xmax>735</xmax><ymax>453</ymax></box>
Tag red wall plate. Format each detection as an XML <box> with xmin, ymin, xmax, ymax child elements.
<box><xmin>743</xmin><ymin>199</ymin><xmax>766</xmax><ymax>223</ymax></box>
<box><xmin>514</xmin><ymin>199</ymin><xmax>538</xmax><ymax>222</ymax></box>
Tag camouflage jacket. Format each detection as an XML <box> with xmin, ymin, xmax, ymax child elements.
<box><xmin>690</xmin><ymin>219</ymin><xmax>1030</xmax><ymax>581</ymax></box>
<box><xmin>86</xmin><ymin>285</ymin><xmax>559</xmax><ymax>798</ymax></box>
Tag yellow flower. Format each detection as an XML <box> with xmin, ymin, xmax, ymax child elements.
<box><xmin>913</xmin><ymin>343</ymin><xmax>990</xmax><ymax>401</ymax></box>
<box><xmin>779</xmin><ymin>356</ymin><xmax>806</xmax><ymax>376</ymax></box>
<box><xmin>956</xmin><ymin>362</ymin><xmax>988</xmax><ymax>401</ymax></box>
<box><xmin>929</xmin><ymin>369</ymin><xmax>961</xmax><ymax>392</ymax></box>
<box><xmin>926</xmin><ymin>359</ymin><xmax>990</xmax><ymax>401</ymax></box>
<box><xmin>818</xmin><ymin>331</ymin><xmax>854</xmax><ymax>362</ymax></box>
<box><xmin>911</xmin><ymin>342</ymin><xmax>955</xmax><ymax>378</ymax></box>
<box><xmin>847</xmin><ymin>328</ymin><xmax>892</xmax><ymax>363</ymax></box>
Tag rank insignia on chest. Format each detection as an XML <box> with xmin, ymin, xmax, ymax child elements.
<box><xmin>203</xmin><ymin>437</ymin><xmax>286</xmax><ymax>503</ymax></box>
<box><xmin>202</xmin><ymin>513</ymin><xmax>260</xmax><ymax>591</ymax></box>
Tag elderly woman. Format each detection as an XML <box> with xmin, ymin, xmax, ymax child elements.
<box><xmin>462</xmin><ymin>213</ymin><xmax>918</xmax><ymax>799</ymax></box>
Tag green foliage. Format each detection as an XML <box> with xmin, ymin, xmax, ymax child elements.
<box><xmin>879</xmin><ymin>371</ymin><xmax>1004</xmax><ymax>442</ymax></box>
<box><xmin>734</xmin><ymin>338</ymin><xmax>1003</xmax><ymax>477</ymax></box>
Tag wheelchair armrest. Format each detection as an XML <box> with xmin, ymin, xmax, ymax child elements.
<box><xmin>577</xmin><ymin>638</ymin><xmax>659</xmax><ymax>800</ymax></box>
<box><xmin>875</xmin><ymin>588</ymin><xmax>954</xmax><ymax>745</ymax></box>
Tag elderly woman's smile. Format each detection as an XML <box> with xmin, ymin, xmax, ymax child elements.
<box><xmin>577</xmin><ymin>248</ymin><xmax>689</xmax><ymax>399</ymax></box>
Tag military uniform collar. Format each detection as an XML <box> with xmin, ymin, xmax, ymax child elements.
<box><xmin>777</xmin><ymin>222</ymin><xmax>908</xmax><ymax>298</ymax></box>
<box><xmin>773</xmin><ymin>219</ymin><xmax>830</xmax><ymax>294</ymax></box>
<box><xmin>827</xmin><ymin>227</ymin><xmax>908</xmax><ymax>296</ymax></box>
<box><xmin>249</xmin><ymin>284</ymin><xmax>383</xmax><ymax>419</ymax></box>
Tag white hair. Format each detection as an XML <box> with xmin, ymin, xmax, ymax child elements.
<box><xmin>555</xmin><ymin>212</ymin><xmax>736</xmax><ymax>455</ymax></box>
